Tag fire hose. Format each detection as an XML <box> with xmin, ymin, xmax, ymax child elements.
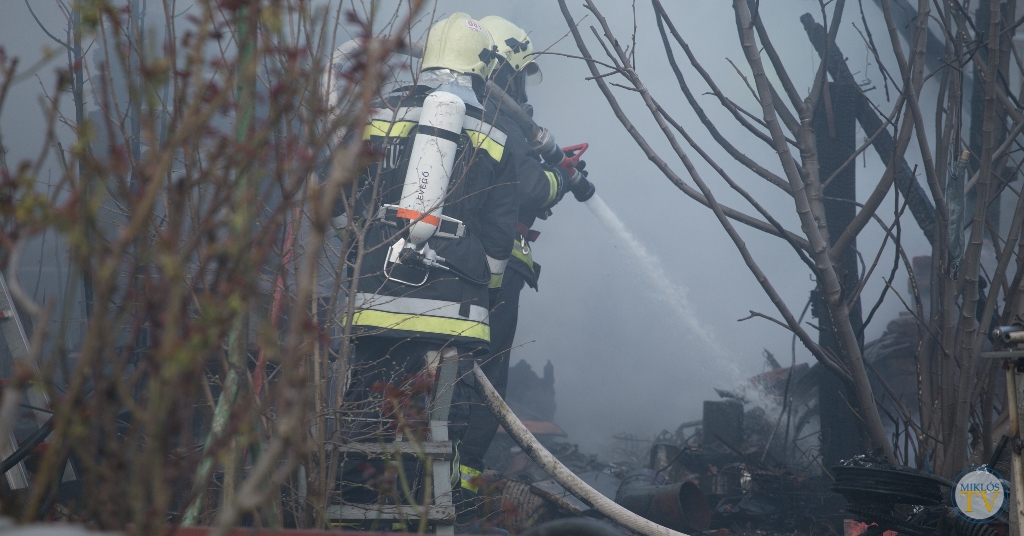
<box><xmin>518</xmin><ymin>518</ymin><xmax>625</xmax><ymax>536</ymax></box>
<box><xmin>471</xmin><ymin>364</ymin><xmax>689</xmax><ymax>536</ymax></box>
<box><xmin>484</xmin><ymin>80</ymin><xmax>596</xmax><ymax>203</ymax></box>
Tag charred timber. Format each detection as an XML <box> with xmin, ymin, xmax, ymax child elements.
<box><xmin>800</xmin><ymin>13</ymin><xmax>938</xmax><ymax>244</ymax></box>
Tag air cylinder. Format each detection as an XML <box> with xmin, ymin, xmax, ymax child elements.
<box><xmin>399</xmin><ymin>90</ymin><xmax>466</xmax><ymax>246</ymax></box>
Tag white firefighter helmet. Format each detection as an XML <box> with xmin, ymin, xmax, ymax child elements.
<box><xmin>479</xmin><ymin>15</ymin><xmax>543</xmax><ymax>86</ymax></box>
<box><xmin>420</xmin><ymin>13</ymin><xmax>496</xmax><ymax>79</ymax></box>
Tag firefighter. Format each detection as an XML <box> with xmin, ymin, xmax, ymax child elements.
<box><xmin>332</xmin><ymin>13</ymin><xmax>517</xmax><ymax>525</ymax></box>
<box><xmin>453</xmin><ymin>15</ymin><xmax>593</xmax><ymax>512</ymax></box>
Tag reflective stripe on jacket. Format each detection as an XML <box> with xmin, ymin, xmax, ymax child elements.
<box><xmin>341</xmin><ymin>85</ymin><xmax>518</xmax><ymax>351</ymax></box>
<box><xmin>483</xmin><ymin>104</ymin><xmax>565</xmax><ymax>289</ymax></box>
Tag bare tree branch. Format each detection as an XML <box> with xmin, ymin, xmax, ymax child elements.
<box><xmin>24</xmin><ymin>0</ymin><xmax>71</xmax><ymax>51</ymax></box>
<box><xmin>652</xmin><ymin>2</ymin><xmax>792</xmax><ymax>194</ymax></box>
<box><xmin>732</xmin><ymin>0</ymin><xmax>895</xmax><ymax>460</ymax></box>
<box><xmin>559</xmin><ymin>0</ymin><xmax>854</xmax><ymax>386</ymax></box>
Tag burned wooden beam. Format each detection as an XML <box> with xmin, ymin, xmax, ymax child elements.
<box><xmin>869</xmin><ymin>0</ymin><xmax>946</xmax><ymax>74</ymax></box>
<box><xmin>815</xmin><ymin>82</ymin><xmax>868</xmax><ymax>468</ymax></box>
<box><xmin>801</xmin><ymin>14</ymin><xmax>938</xmax><ymax>245</ymax></box>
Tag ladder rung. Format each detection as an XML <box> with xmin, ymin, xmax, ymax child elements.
<box><xmin>327</xmin><ymin>504</ymin><xmax>455</xmax><ymax>521</ymax></box>
<box><xmin>335</xmin><ymin>441</ymin><xmax>452</xmax><ymax>459</ymax></box>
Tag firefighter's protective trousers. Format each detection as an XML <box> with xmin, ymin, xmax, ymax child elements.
<box><xmin>453</xmin><ymin>103</ymin><xmax>569</xmax><ymax>477</ymax></box>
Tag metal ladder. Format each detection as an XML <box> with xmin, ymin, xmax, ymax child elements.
<box><xmin>328</xmin><ymin>346</ymin><xmax>459</xmax><ymax>534</ymax></box>
<box><xmin>0</xmin><ymin>268</ymin><xmax>76</xmax><ymax>490</ymax></box>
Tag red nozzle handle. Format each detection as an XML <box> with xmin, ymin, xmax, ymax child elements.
<box><xmin>560</xmin><ymin>143</ymin><xmax>588</xmax><ymax>168</ymax></box>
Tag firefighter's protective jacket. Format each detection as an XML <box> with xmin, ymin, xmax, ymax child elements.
<box><xmin>339</xmin><ymin>85</ymin><xmax>518</xmax><ymax>352</ymax></box>
<box><xmin>487</xmin><ymin>104</ymin><xmax>568</xmax><ymax>289</ymax></box>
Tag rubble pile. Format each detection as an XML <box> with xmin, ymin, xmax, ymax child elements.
<box><xmin>483</xmin><ymin>356</ymin><xmax>1003</xmax><ymax>536</ymax></box>
<box><xmin>479</xmin><ymin>360</ymin><xmax>851</xmax><ymax>535</ymax></box>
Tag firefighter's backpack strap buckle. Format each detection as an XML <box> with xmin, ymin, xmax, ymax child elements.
<box><xmin>377</xmin><ymin>204</ymin><xmax>465</xmax><ymax>239</ymax></box>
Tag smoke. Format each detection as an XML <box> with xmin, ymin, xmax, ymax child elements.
<box><xmin>2</xmin><ymin>0</ymin><xmax>928</xmax><ymax>453</ymax></box>
<box><xmin>585</xmin><ymin>194</ymin><xmax>726</xmax><ymax>357</ymax></box>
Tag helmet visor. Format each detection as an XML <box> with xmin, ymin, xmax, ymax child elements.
<box><xmin>524</xmin><ymin>61</ymin><xmax>543</xmax><ymax>86</ymax></box>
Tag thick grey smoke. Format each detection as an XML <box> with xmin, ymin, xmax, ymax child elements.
<box><xmin>1</xmin><ymin>0</ymin><xmax>935</xmax><ymax>454</ymax></box>
<box><xmin>426</xmin><ymin>0</ymin><xmax>929</xmax><ymax>453</ymax></box>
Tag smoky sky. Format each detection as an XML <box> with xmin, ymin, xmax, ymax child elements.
<box><xmin>1</xmin><ymin>1</ymin><xmax>962</xmax><ymax>455</ymax></box>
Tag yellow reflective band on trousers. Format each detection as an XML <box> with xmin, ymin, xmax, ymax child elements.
<box><xmin>544</xmin><ymin>170</ymin><xmax>559</xmax><ymax>206</ymax></box>
<box><xmin>489</xmin><ymin>273</ymin><xmax>504</xmax><ymax>289</ymax></box>
<box><xmin>465</xmin><ymin>130</ymin><xmax>505</xmax><ymax>161</ymax></box>
<box><xmin>350</xmin><ymin>309</ymin><xmax>490</xmax><ymax>342</ymax></box>
<box><xmin>458</xmin><ymin>464</ymin><xmax>481</xmax><ymax>494</ymax></box>
<box><xmin>362</xmin><ymin>120</ymin><xmax>416</xmax><ymax>140</ymax></box>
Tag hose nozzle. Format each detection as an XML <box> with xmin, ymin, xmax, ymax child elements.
<box><xmin>572</xmin><ymin>175</ymin><xmax>596</xmax><ymax>202</ymax></box>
